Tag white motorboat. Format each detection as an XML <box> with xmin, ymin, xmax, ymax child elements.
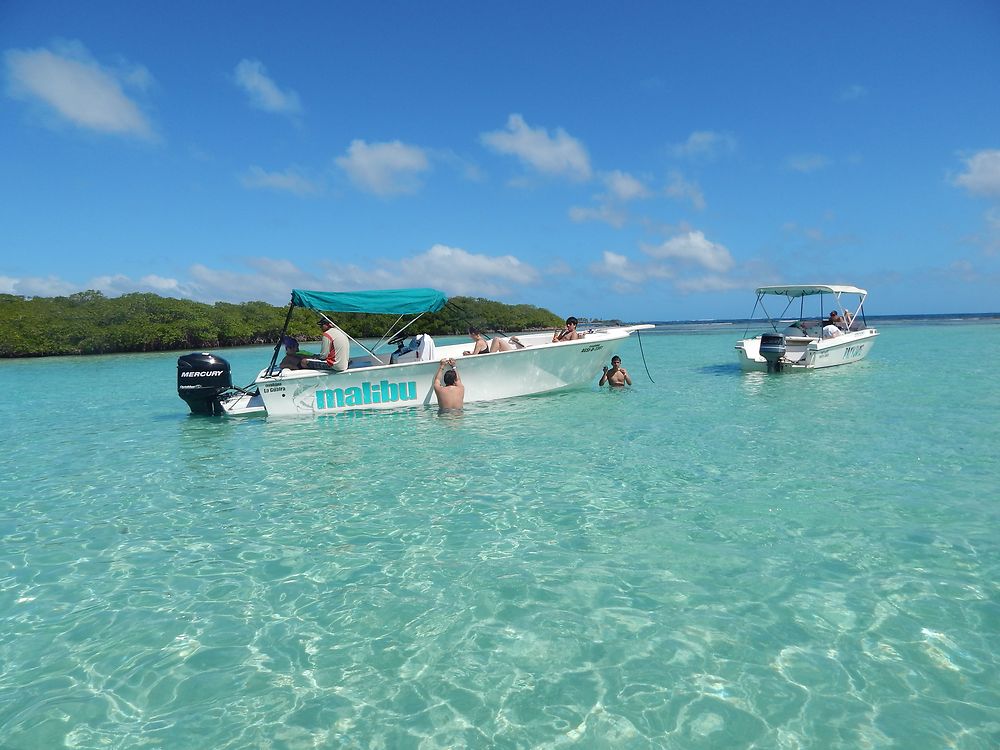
<box><xmin>734</xmin><ymin>284</ymin><xmax>879</xmax><ymax>372</ymax></box>
<box><xmin>177</xmin><ymin>288</ymin><xmax>652</xmax><ymax>416</ymax></box>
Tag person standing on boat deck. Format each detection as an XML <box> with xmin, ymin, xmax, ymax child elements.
<box><xmin>463</xmin><ymin>327</ymin><xmax>490</xmax><ymax>356</ymax></box>
<box><xmin>826</xmin><ymin>311</ymin><xmax>847</xmax><ymax>330</ymax></box>
<box><xmin>313</xmin><ymin>319</ymin><xmax>350</xmax><ymax>371</ymax></box>
<box><xmin>552</xmin><ymin>316</ymin><xmax>585</xmax><ymax>342</ymax></box>
<box><xmin>434</xmin><ymin>358</ymin><xmax>464</xmax><ymax>411</ymax></box>
<box><xmin>599</xmin><ymin>355</ymin><xmax>632</xmax><ymax>387</ymax></box>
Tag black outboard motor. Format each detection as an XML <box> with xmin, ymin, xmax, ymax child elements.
<box><xmin>177</xmin><ymin>353</ymin><xmax>232</xmax><ymax>415</ymax></box>
<box><xmin>759</xmin><ymin>334</ymin><xmax>786</xmax><ymax>373</ymax></box>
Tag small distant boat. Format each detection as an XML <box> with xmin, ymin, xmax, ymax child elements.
<box><xmin>734</xmin><ymin>284</ymin><xmax>879</xmax><ymax>372</ymax></box>
<box><xmin>177</xmin><ymin>287</ymin><xmax>652</xmax><ymax>416</ymax></box>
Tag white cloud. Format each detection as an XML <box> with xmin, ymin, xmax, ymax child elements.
<box><xmin>397</xmin><ymin>244</ymin><xmax>539</xmax><ymax>296</ymax></box>
<box><xmin>302</xmin><ymin>245</ymin><xmax>539</xmax><ymax>298</ymax></box>
<box><xmin>0</xmin><ymin>272</ymin><xmax>191</xmax><ymax>298</ymax></box>
<box><xmin>839</xmin><ymin>84</ymin><xmax>868</xmax><ymax>101</ymax></box>
<box><xmin>0</xmin><ymin>264</ymin><xmax>307</xmax><ymax>303</ymax></box>
<box><xmin>185</xmin><ymin>261</ymin><xmax>309</xmax><ymax>302</ymax></box>
<box><xmin>674</xmin><ymin>274</ymin><xmax>747</xmax><ymax>293</ymax></box>
<box><xmin>480</xmin><ymin>114</ymin><xmax>591</xmax><ymax>181</ymax></box>
<box><xmin>986</xmin><ymin>208</ymin><xmax>1000</xmax><ymax>255</ymax></box>
<box><xmin>89</xmin><ymin>273</ymin><xmax>144</xmax><ymax>295</ymax></box>
<box><xmin>241</xmin><ymin>165</ymin><xmax>319</xmax><ymax>195</ymax></box>
<box><xmin>591</xmin><ymin>251</ymin><xmax>648</xmax><ymax>285</ymax></box>
<box><xmin>665</xmin><ymin>170</ymin><xmax>706</xmax><ymax>210</ymax></box>
<box><xmin>233</xmin><ymin>59</ymin><xmax>301</xmax><ymax>115</ymax></box>
<box><xmin>568</xmin><ymin>171</ymin><xmax>649</xmax><ymax>228</ymax></box>
<box><xmin>5</xmin><ymin>274</ymin><xmax>91</xmax><ymax>297</ymax></box>
<box><xmin>568</xmin><ymin>204</ymin><xmax>627</xmax><ymax>228</ymax></box>
<box><xmin>785</xmin><ymin>154</ymin><xmax>831</xmax><ymax>173</ymax></box>
<box><xmin>547</xmin><ymin>260</ymin><xmax>574</xmax><ymax>276</ymax></box>
<box><xmin>987</xmin><ymin>207</ymin><xmax>1000</xmax><ymax>232</ymax></box>
<box><xmin>589</xmin><ymin>252</ymin><xmax>676</xmax><ymax>291</ymax></box>
<box><xmin>83</xmin><ymin>273</ymin><xmax>190</xmax><ymax>296</ymax></box>
<box><xmin>181</xmin><ymin>246</ymin><xmax>540</xmax><ymax>301</ymax></box>
<box><xmin>335</xmin><ymin>139</ymin><xmax>430</xmax><ymax>196</ymax></box>
<box><xmin>5</xmin><ymin>41</ymin><xmax>155</xmax><ymax>139</ymax></box>
<box><xmin>781</xmin><ymin>222</ymin><xmax>826</xmax><ymax>242</ymax></box>
<box><xmin>953</xmin><ymin>150</ymin><xmax>1000</xmax><ymax>197</ymax></box>
<box><xmin>0</xmin><ymin>245</ymin><xmax>542</xmax><ymax>304</ymax></box>
<box><xmin>671</xmin><ymin>131</ymin><xmax>736</xmax><ymax>160</ymax></box>
<box><xmin>641</xmin><ymin>230</ymin><xmax>734</xmax><ymax>272</ymax></box>
<box><xmin>140</xmin><ymin>274</ymin><xmax>184</xmax><ymax>292</ymax></box>
<box><xmin>603</xmin><ymin>170</ymin><xmax>649</xmax><ymax>201</ymax></box>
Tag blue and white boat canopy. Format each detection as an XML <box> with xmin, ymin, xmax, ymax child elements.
<box><xmin>291</xmin><ymin>288</ymin><xmax>448</xmax><ymax>315</ymax></box>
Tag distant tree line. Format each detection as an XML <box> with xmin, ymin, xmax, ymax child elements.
<box><xmin>0</xmin><ymin>291</ymin><xmax>565</xmax><ymax>358</ymax></box>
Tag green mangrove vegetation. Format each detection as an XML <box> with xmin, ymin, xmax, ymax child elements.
<box><xmin>0</xmin><ymin>291</ymin><xmax>565</xmax><ymax>358</ymax></box>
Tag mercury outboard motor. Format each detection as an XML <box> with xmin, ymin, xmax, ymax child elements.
<box><xmin>759</xmin><ymin>334</ymin><xmax>786</xmax><ymax>373</ymax></box>
<box><xmin>177</xmin><ymin>353</ymin><xmax>232</xmax><ymax>415</ymax></box>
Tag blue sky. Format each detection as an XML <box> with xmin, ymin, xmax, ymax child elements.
<box><xmin>2</xmin><ymin>1</ymin><xmax>999</xmax><ymax>320</ymax></box>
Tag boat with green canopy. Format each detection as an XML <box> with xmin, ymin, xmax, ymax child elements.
<box><xmin>177</xmin><ymin>287</ymin><xmax>651</xmax><ymax>416</ymax></box>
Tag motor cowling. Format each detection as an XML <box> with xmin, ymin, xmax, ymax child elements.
<box><xmin>759</xmin><ymin>334</ymin><xmax>786</xmax><ymax>372</ymax></box>
<box><xmin>177</xmin><ymin>353</ymin><xmax>232</xmax><ymax>414</ymax></box>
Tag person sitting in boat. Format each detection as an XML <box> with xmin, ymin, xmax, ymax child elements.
<box><xmin>433</xmin><ymin>358</ymin><xmax>464</xmax><ymax>411</ymax></box>
<box><xmin>489</xmin><ymin>335</ymin><xmax>523</xmax><ymax>352</ymax></box>
<box><xmin>463</xmin><ymin>327</ymin><xmax>491</xmax><ymax>355</ymax></box>
<box><xmin>389</xmin><ymin>338</ymin><xmax>408</xmax><ymax>363</ymax></box>
<box><xmin>306</xmin><ymin>319</ymin><xmax>350</xmax><ymax>371</ymax></box>
<box><xmin>822</xmin><ymin>312</ymin><xmax>844</xmax><ymax>338</ymax></box>
<box><xmin>279</xmin><ymin>337</ymin><xmax>307</xmax><ymax>370</ymax></box>
<box><xmin>826</xmin><ymin>310</ymin><xmax>847</xmax><ymax>330</ymax></box>
<box><xmin>552</xmin><ymin>316</ymin><xmax>585</xmax><ymax>342</ymax></box>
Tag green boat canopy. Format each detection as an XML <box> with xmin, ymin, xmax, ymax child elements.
<box><xmin>291</xmin><ymin>288</ymin><xmax>448</xmax><ymax>315</ymax></box>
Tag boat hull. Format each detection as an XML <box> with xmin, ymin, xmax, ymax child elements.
<box><xmin>735</xmin><ymin>328</ymin><xmax>879</xmax><ymax>372</ymax></box>
<box><xmin>227</xmin><ymin>327</ymin><xmax>644</xmax><ymax>416</ymax></box>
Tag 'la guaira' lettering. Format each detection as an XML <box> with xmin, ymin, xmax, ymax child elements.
<box><xmin>316</xmin><ymin>379</ymin><xmax>417</xmax><ymax>410</ymax></box>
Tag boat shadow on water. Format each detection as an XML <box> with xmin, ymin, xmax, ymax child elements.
<box><xmin>699</xmin><ymin>362</ymin><xmax>743</xmax><ymax>377</ymax></box>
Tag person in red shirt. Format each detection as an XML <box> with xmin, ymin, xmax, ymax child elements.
<box><xmin>315</xmin><ymin>319</ymin><xmax>350</xmax><ymax>371</ymax></box>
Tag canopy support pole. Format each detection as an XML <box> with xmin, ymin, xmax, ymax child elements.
<box><xmin>265</xmin><ymin>299</ymin><xmax>297</xmax><ymax>375</ymax></box>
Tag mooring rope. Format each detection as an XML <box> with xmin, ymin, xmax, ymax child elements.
<box><xmin>636</xmin><ymin>330</ymin><xmax>656</xmax><ymax>383</ymax></box>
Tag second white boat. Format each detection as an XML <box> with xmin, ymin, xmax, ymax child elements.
<box><xmin>735</xmin><ymin>284</ymin><xmax>879</xmax><ymax>372</ymax></box>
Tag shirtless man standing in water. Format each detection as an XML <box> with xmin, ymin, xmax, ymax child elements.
<box><xmin>599</xmin><ymin>356</ymin><xmax>632</xmax><ymax>387</ymax></box>
<box><xmin>434</xmin><ymin>358</ymin><xmax>464</xmax><ymax>411</ymax></box>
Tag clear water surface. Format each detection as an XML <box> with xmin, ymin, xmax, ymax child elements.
<box><xmin>1</xmin><ymin>321</ymin><xmax>998</xmax><ymax>748</ymax></box>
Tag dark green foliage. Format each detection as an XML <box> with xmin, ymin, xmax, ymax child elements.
<box><xmin>0</xmin><ymin>292</ymin><xmax>565</xmax><ymax>358</ymax></box>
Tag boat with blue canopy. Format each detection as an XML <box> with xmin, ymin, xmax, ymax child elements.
<box><xmin>177</xmin><ymin>287</ymin><xmax>651</xmax><ymax>416</ymax></box>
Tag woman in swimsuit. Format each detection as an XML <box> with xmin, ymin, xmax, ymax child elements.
<box><xmin>463</xmin><ymin>327</ymin><xmax>491</xmax><ymax>355</ymax></box>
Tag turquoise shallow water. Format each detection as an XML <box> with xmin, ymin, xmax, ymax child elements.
<box><xmin>1</xmin><ymin>321</ymin><xmax>999</xmax><ymax>748</ymax></box>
